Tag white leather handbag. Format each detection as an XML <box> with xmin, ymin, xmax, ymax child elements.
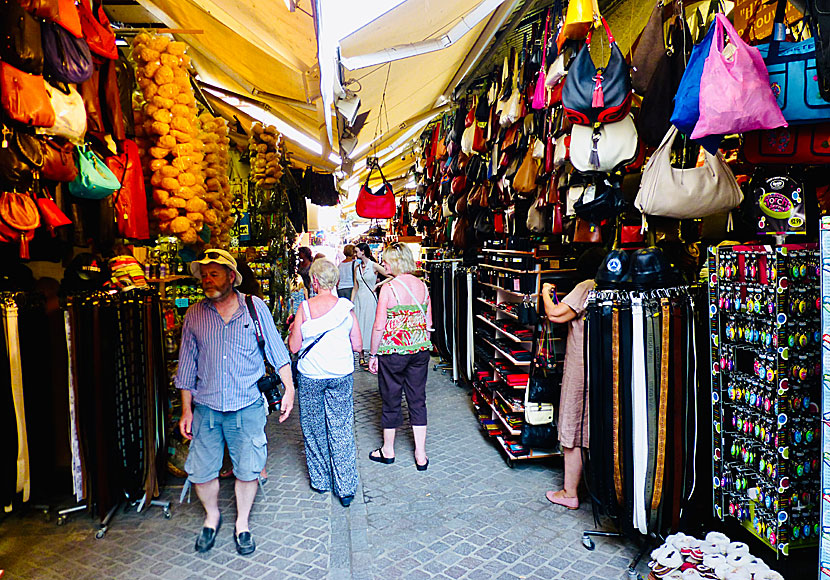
<box><xmin>526</xmin><ymin>195</ymin><xmax>546</xmax><ymax>233</ymax></box>
<box><xmin>461</xmin><ymin>123</ymin><xmax>475</xmax><ymax>155</ymax></box>
<box><xmin>37</xmin><ymin>82</ymin><xmax>87</xmax><ymax>143</ymax></box>
<box><xmin>635</xmin><ymin>126</ymin><xmax>743</xmax><ymax>219</ymax></box>
<box><xmin>524</xmin><ymin>379</ymin><xmax>554</xmax><ymax>425</ymax></box>
<box><xmin>570</xmin><ymin>114</ymin><xmax>638</xmax><ymax>173</ymax></box>
<box><xmin>545</xmin><ymin>52</ymin><xmax>567</xmax><ymax>87</ymax></box>
<box><xmin>566</xmin><ymin>183</ymin><xmax>584</xmax><ymax>216</ymax></box>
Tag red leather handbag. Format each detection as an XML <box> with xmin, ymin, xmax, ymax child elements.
<box><xmin>0</xmin><ymin>62</ymin><xmax>56</xmax><ymax>127</ymax></box>
<box><xmin>77</xmin><ymin>0</ymin><xmax>117</xmax><ymax>59</ymax></box>
<box><xmin>743</xmin><ymin>124</ymin><xmax>830</xmax><ymax>165</ymax></box>
<box><xmin>105</xmin><ymin>139</ymin><xmax>149</xmax><ymax>239</ymax></box>
<box><xmin>355</xmin><ymin>164</ymin><xmax>396</xmax><ymax>219</ymax></box>
<box><xmin>53</xmin><ymin>0</ymin><xmax>83</xmax><ymax>38</ymax></box>
<box><xmin>620</xmin><ymin>224</ymin><xmax>645</xmax><ymax>245</ymax></box>
<box><xmin>35</xmin><ymin>187</ymin><xmax>71</xmax><ymax>233</ymax></box>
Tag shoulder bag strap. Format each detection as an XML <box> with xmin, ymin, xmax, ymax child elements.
<box><xmin>245</xmin><ymin>295</ymin><xmax>272</xmax><ymax>370</ymax></box>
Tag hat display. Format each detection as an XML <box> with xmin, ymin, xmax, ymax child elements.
<box><xmin>595</xmin><ymin>249</ymin><xmax>630</xmax><ymax>289</ymax></box>
<box><xmin>190</xmin><ymin>248</ymin><xmax>242</xmax><ymax>287</ymax></box>
<box><xmin>624</xmin><ymin>247</ymin><xmax>677</xmax><ymax>289</ymax></box>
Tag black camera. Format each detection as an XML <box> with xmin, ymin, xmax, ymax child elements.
<box><xmin>256</xmin><ymin>372</ymin><xmax>283</xmax><ymax>415</ymax></box>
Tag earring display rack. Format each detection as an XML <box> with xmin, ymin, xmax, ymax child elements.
<box><xmin>819</xmin><ymin>218</ymin><xmax>830</xmax><ymax>576</ymax></box>
<box><xmin>708</xmin><ymin>243</ymin><xmax>820</xmax><ymax>556</ymax></box>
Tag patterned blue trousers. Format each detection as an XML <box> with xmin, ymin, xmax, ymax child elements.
<box><xmin>297</xmin><ymin>373</ymin><xmax>358</xmax><ymax>498</ymax></box>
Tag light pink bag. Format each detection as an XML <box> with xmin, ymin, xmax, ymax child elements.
<box><xmin>532</xmin><ymin>9</ymin><xmax>551</xmax><ymax>110</ymax></box>
<box><xmin>691</xmin><ymin>14</ymin><xmax>786</xmax><ymax>140</ymax></box>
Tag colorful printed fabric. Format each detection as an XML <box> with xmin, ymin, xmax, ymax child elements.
<box><xmin>378</xmin><ymin>304</ymin><xmax>431</xmax><ymax>355</ymax></box>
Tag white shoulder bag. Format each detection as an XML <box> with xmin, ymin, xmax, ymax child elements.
<box><xmin>37</xmin><ymin>82</ymin><xmax>87</xmax><ymax>143</ymax></box>
<box><xmin>570</xmin><ymin>114</ymin><xmax>638</xmax><ymax>173</ymax></box>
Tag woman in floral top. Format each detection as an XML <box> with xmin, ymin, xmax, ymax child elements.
<box><xmin>367</xmin><ymin>243</ymin><xmax>433</xmax><ymax>471</ymax></box>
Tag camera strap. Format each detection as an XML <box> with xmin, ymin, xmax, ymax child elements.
<box><xmin>245</xmin><ymin>295</ymin><xmax>275</xmax><ymax>373</ymax></box>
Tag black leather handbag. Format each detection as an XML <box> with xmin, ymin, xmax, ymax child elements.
<box><xmin>573</xmin><ymin>175</ymin><xmax>627</xmax><ymax>224</ymax></box>
<box><xmin>0</xmin><ymin>128</ymin><xmax>43</xmax><ymax>184</ymax></box>
<box><xmin>1</xmin><ymin>0</ymin><xmax>44</xmax><ymax>74</ymax></box>
<box><xmin>521</xmin><ymin>422</ymin><xmax>558</xmax><ymax>449</ymax></box>
<box><xmin>562</xmin><ymin>17</ymin><xmax>632</xmax><ymax>125</ymax></box>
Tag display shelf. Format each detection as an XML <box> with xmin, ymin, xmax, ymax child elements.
<box><xmin>474</xmin><ymin>315</ymin><xmax>531</xmax><ymax>343</ymax></box>
<box><xmin>495</xmin><ymin>435</ymin><xmax>561</xmax><ymax>461</ymax></box>
<box><xmin>479</xmin><ymin>282</ymin><xmax>538</xmax><ymax>299</ymax></box>
<box><xmin>482</xmin><ymin>249</ymin><xmax>534</xmax><ymax>255</ymax></box>
<box><xmin>495</xmin><ymin>389</ymin><xmax>524</xmax><ymax>413</ymax></box>
<box><xmin>477</xmin><ymin>335</ymin><xmax>531</xmax><ymax>367</ymax></box>
<box><xmin>490</xmin><ymin>400</ymin><xmax>521</xmax><ymax>436</ymax></box>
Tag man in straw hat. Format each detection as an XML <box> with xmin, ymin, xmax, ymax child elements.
<box><xmin>176</xmin><ymin>249</ymin><xmax>295</xmax><ymax>556</ymax></box>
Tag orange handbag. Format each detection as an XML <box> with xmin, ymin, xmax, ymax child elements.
<box><xmin>53</xmin><ymin>0</ymin><xmax>83</xmax><ymax>38</ymax></box>
<box><xmin>35</xmin><ymin>187</ymin><xmax>71</xmax><ymax>233</ymax></box>
<box><xmin>0</xmin><ymin>191</ymin><xmax>40</xmax><ymax>258</ymax></box>
<box><xmin>0</xmin><ymin>62</ymin><xmax>55</xmax><ymax>127</ymax></box>
<box><xmin>512</xmin><ymin>147</ymin><xmax>539</xmax><ymax>194</ymax></box>
<box><xmin>77</xmin><ymin>0</ymin><xmax>117</xmax><ymax>59</ymax></box>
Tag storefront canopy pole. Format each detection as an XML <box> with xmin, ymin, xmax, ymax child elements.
<box><xmin>351</xmin><ymin>104</ymin><xmax>451</xmax><ymax>163</ymax></box>
<box><xmin>440</xmin><ymin>0</ymin><xmax>521</xmax><ymax>102</ymax></box>
<box><xmin>339</xmin><ymin>0</ymin><xmax>508</xmax><ymax>70</ymax></box>
<box><xmin>452</xmin><ymin>0</ymin><xmax>540</xmax><ymax>99</ymax></box>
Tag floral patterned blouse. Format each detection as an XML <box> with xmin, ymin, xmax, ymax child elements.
<box><xmin>378</xmin><ymin>280</ymin><xmax>432</xmax><ymax>355</ymax></box>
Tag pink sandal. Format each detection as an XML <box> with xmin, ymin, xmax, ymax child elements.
<box><xmin>545</xmin><ymin>490</ymin><xmax>579</xmax><ymax>510</ymax></box>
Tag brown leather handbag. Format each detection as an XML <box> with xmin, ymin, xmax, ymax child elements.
<box><xmin>0</xmin><ymin>191</ymin><xmax>40</xmax><ymax>258</ymax></box>
<box><xmin>15</xmin><ymin>0</ymin><xmax>59</xmax><ymax>21</ymax></box>
<box><xmin>40</xmin><ymin>137</ymin><xmax>77</xmax><ymax>181</ymax></box>
<box><xmin>0</xmin><ymin>62</ymin><xmax>55</xmax><ymax>127</ymax></box>
<box><xmin>0</xmin><ymin>127</ymin><xmax>43</xmax><ymax>183</ymax></box>
<box><xmin>1</xmin><ymin>0</ymin><xmax>44</xmax><ymax>74</ymax></box>
<box><xmin>573</xmin><ymin>217</ymin><xmax>602</xmax><ymax>243</ymax></box>
<box><xmin>512</xmin><ymin>146</ymin><xmax>539</xmax><ymax>194</ymax></box>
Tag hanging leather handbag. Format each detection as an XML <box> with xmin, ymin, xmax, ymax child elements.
<box><xmin>0</xmin><ymin>62</ymin><xmax>56</xmax><ymax>127</ymax></box>
<box><xmin>68</xmin><ymin>144</ymin><xmax>121</xmax><ymax>199</ymax></box>
<box><xmin>41</xmin><ymin>19</ymin><xmax>93</xmax><ymax>84</ymax></box>
<box><xmin>50</xmin><ymin>0</ymin><xmax>83</xmax><ymax>38</ymax></box>
<box><xmin>562</xmin><ymin>0</ymin><xmax>600</xmax><ymax>40</ymax></box>
<box><xmin>532</xmin><ymin>10</ymin><xmax>551</xmax><ymax>110</ymax></box>
<box><xmin>105</xmin><ymin>139</ymin><xmax>149</xmax><ymax>239</ymax></box>
<box><xmin>573</xmin><ymin>176</ymin><xmax>627</xmax><ymax>223</ymax></box>
<box><xmin>553</xmin><ymin>133</ymin><xmax>570</xmax><ymax>168</ymax></box>
<box><xmin>570</xmin><ymin>114</ymin><xmax>638</xmax><ymax>173</ymax></box>
<box><xmin>16</xmin><ymin>0</ymin><xmax>59</xmax><ymax>20</ymax></box>
<box><xmin>635</xmin><ymin>126</ymin><xmax>743</xmax><ymax>218</ymax></box>
<box><xmin>742</xmin><ymin>122</ymin><xmax>830</xmax><ymax>164</ymax></box>
<box><xmin>0</xmin><ymin>191</ymin><xmax>40</xmax><ymax>259</ymax></box>
<box><xmin>0</xmin><ymin>127</ymin><xmax>43</xmax><ymax>183</ymax></box>
<box><xmin>35</xmin><ymin>186</ymin><xmax>71</xmax><ymax>232</ymax></box>
<box><xmin>1</xmin><ymin>0</ymin><xmax>44</xmax><ymax>74</ymax></box>
<box><xmin>512</xmin><ymin>146</ymin><xmax>539</xmax><ymax>194</ymax></box>
<box><xmin>551</xmin><ymin>201</ymin><xmax>563</xmax><ymax>234</ymax></box>
<box><xmin>40</xmin><ymin>137</ymin><xmax>77</xmax><ymax>181</ymax></box>
<box><xmin>545</xmin><ymin>51</ymin><xmax>568</xmax><ymax>88</ymax></box>
<box><xmin>355</xmin><ymin>163</ymin><xmax>396</xmax><ymax>219</ymax></box>
<box><xmin>37</xmin><ymin>82</ymin><xmax>86</xmax><ymax>142</ymax></box>
<box><xmin>77</xmin><ymin>0</ymin><xmax>117</xmax><ymax>60</ymax></box>
<box><xmin>526</xmin><ymin>195</ymin><xmax>547</xmax><ymax>233</ymax></box>
<box><xmin>573</xmin><ymin>217</ymin><xmax>602</xmax><ymax>243</ymax></box>
<box><xmin>630</xmin><ymin>0</ymin><xmax>665</xmax><ymax>95</ymax></box>
<box><xmin>562</xmin><ymin>17</ymin><xmax>632</xmax><ymax>125</ymax></box>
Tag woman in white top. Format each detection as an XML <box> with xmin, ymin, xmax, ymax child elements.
<box><xmin>351</xmin><ymin>243</ymin><xmax>388</xmax><ymax>368</ymax></box>
<box><xmin>337</xmin><ymin>244</ymin><xmax>356</xmax><ymax>299</ymax></box>
<box><xmin>288</xmin><ymin>259</ymin><xmax>362</xmax><ymax>507</ymax></box>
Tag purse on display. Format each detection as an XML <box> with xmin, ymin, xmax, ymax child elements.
<box><xmin>37</xmin><ymin>82</ymin><xmax>86</xmax><ymax>142</ymax></box>
<box><xmin>758</xmin><ymin>36</ymin><xmax>830</xmax><ymax>124</ymax></box>
<box><xmin>35</xmin><ymin>186</ymin><xmax>71</xmax><ymax>232</ymax></box>
<box><xmin>562</xmin><ymin>0</ymin><xmax>600</xmax><ymax>40</ymax></box>
<box><xmin>631</xmin><ymin>0</ymin><xmax>666</xmax><ymax>95</ymax></box>
<box><xmin>526</xmin><ymin>195</ymin><xmax>547</xmax><ymax>233</ymax></box>
<box><xmin>532</xmin><ymin>10</ymin><xmax>551</xmax><ymax>110</ymax></box>
<box><xmin>68</xmin><ymin>145</ymin><xmax>121</xmax><ymax>199</ymax></box>
<box><xmin>77</xmin><ymin>0</ymin><xmax>117</xmax><ymax>60</ymax></box>
<box><xmin>2</xmin><ymin>0</ymin><xmax>44</xmax><ymax>74</ymax></box>
<box><xmin>41</xmin><ymin>19</ymin><xmax>93</xmax><ymax>84</ymax></box>
<box><xmin>573</xmin><ymin>217</ymin><xmax>602</xmax><ymax>243</ymax></box>
<box><xmin>0</xmin><ymin>62</ymin><xmax>56</xmax><ymax>127</ymax></box>
<box><xmin>0</xmin><ymin>191</ymin><xmax>40</xmax><ymax>259</ymax></box>
<box><xmin>742</xmin><ymin>122</ymin><xmax>830</xmax><ymax>164</ymax></box>
<box><xmin>355</xmin><ymin>163</ymin><xmax>396</xmax><ymax>219</ymax></box>
<box><xmin>512</xmin><ymin>146</ymin><xmax>539</xmax><ymax>194</ymax></box>
<box><xmin>553</xmin><ymin>133</ymin><xmax>570</xmax><ymax>168</ymax></box>
<box><xmin>562</xmin><ymin>17</ymin><xmax>632</xmax><ymax>125</ymax></box>
<box><xmin>566</xmin><ymin>183</ymin><xmax>584</xmax><ymax>216</ymax></box>
<box><xmin>570</xmin><ymin>114</ymin><xmax>638</xmax><ymax>173</ymax></box>
<box><xmin>691</xmin><ymin>14</ymin><xmax>786</xmax><ymax>139</ymax></box>
<box><xmin>805</xmin><ymin>0</ymin><xmax>830</xmax><ymax>102</ymax></box>
<box><xmin>105</xmin><ymin>139</ymin><xmax>150</xmax><ymax>239</ymax></box>
<box><xmin>40</xmin><ymin>137</ymin><xmax>77</xmax><ymax>181</ymax></box>
<box><xmin>51</xmin><ymin>0</ymin><xmax>83</xmax><ymax>39</ymax></box>
<box><xmin>635</xmin><ymin>126</ymin><xmax>743</xmax><ymax>218</ymax></box>
<box><xmin>573</xmin><ymin>176</ymin><xmax>627</xmax><ymax>223</ymax></box>
<box><xmin>0</xmin><ymin>127</ymin><xmax>43</xmax><ymax>183</ymax></box>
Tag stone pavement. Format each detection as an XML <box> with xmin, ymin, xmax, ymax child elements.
<box><xmin>0</xmin><ymin>358</ymin><xmax>641</xmax><ymax>579</ymax></box>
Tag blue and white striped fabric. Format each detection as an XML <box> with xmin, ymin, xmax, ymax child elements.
<box><xmin>175</xmin><ymin>291</ymin><xmax>291</xmax><ymax>412</ymax></box>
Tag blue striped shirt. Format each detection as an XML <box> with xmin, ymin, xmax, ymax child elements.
<box><xmin>175</xmin><ymin>291</ymin><xmax>291</xmax><ymax>412</ymax></box>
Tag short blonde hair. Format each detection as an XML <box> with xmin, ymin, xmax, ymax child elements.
<box><xmin>310</xmin><ymin>259</ymin><xmax>339</xmax><ymax>290</ymax></box>
<box><xmin>383</xmin><ymin>243</ymin><xmax>416</xmax><ymax>276</ymax></box>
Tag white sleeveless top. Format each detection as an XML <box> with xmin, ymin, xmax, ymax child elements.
<box><xmin>296</xmin><ymin>298</ymin><xmax>355</xmax><ymax>379</ymax></box>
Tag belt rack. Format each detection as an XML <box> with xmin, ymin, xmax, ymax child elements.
<box><xmin>709</xmin><ymin>244</ymin><xmax>819</xmax><ymax>557</ymax></box>
<box><xmin>423</xmin><ymin>258</ymin><xmax>462</xmax><ymax>381</ymax></box>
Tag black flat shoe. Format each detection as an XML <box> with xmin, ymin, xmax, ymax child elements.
<box><xmin>194</xmin><ymin>514</ymin><xmax>221</xmax><ymax>553</ymax></box>
<box><xmin>416</xmin><ymin>458</ymin><xmax>429</xmax><ymax>471</ymax></box>
<box><xmin>339</xmin><ymin>495</ymin><xmax>354</xmax><ymax>507</ymax></box>
<box><xmin>234</xmin><ymin>528</ymin><xmax>256</xmax><ymax>556</ymax></box>
<box><xmin>369</xmin><ymin>448</ymin><xmax>394</xmax><ymax>464</ymax></box>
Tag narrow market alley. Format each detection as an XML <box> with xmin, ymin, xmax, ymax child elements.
<box><xmin>1</xmin><ymin>360</ymin><xmax>640</xmax><ymax>580</ymax></box>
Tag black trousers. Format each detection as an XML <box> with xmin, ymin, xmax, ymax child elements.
<box><xmin>377</xmin><ymin>351</ymin><xmax>430</xmax><ymax>429</ymax></box>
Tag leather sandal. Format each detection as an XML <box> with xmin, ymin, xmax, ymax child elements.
<box><xmin>194</xmin><ymin>514</ymin><xmax>221</xmax><ymax>553</ymax></box>
<box><xmin>545</xmin><ymin>490</ymin><xmax>579</xmax><ymax>510</ymax></box>
<box><xmin>369</xmin><ymin>448</ymin><xmax>394</xmax><ymax>464</ymax></box>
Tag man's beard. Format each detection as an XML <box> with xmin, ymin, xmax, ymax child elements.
<box><xmin>204</xmin><ymin>285</ymin><xmax>231</xmax><ymax>301</ymax></box>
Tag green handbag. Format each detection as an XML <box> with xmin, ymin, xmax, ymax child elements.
<box><xmin>68</xmin><ymin>145</ymin><xmax>120</xmax><ymax>199</ymax></box>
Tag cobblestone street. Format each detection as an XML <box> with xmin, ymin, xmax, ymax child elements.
<box><xmin>1</xmin><ymin>359</ymin><xmax>640</xmax><ymax>579</ymax></box>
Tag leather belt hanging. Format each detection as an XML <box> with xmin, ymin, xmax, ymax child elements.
<box><xmin>650</xmin><ymin>298</ymin><xmax>671</xmax><ymax>522</ymax></box>
<box><xmin>670</xmin><ymin>299</ymin><xmax>685</xmax><ymax>530</ymax></box>
<box><xmin>4</xmin><ymin>300</ymin><xmax>29</xmax><ymax>505</ymax></box>
<box><xmin>612</xmin><ymin>306</ymin><xmax>624</xmax><ymax>508</ymax></box>
<box><xmin>631</xmin><ymin>296</ymin><xmax>648</xmax><ymax>534</ymax></box>
<box><xmin>644</xmin><ymin>301</ymin><xmax>659</xmax><ymax>525</ymax></box>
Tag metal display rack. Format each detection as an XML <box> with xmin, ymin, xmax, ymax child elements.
<box><xmin>819</xmin><ymin>218</ymin><xmax>830</xmax><ymax>575</ymax></box>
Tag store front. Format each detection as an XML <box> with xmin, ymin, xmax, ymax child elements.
<box><xmin>0</xmin><ymin>0</ymin><xmax>826</xmax><ymax>577</ymax></box>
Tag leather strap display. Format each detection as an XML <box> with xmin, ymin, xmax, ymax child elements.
<box><xmin>5</xmin><ymin>301</ymin><xmax>29</xmax><ymax>504</ymax></box>
<box><xmin>631</xmin><ymin>297</ymin><xmax>648</xmax><ymax>534</ymax></box>
<box><xmin>612</xmin><ymin>306</ymin><xmax>624</xmax><ymax>508</ymax></box>
<box><xmin>670</xmin><ymin>300</ymin><xmax>685</xmax><ymax>530</ymax></box>
<box><xmin>644</xmin><ymin>300</ymin><xmax>659</xmax><ymax>526</ymax></box>
<box><xmin>651</xmin><ymin>299</ymin><xmax>671</xmax><ymax>517</ymax></box>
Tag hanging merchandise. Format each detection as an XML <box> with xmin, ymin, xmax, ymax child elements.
<box><xmin>1</xmin><ymin>0</ymin><xmax>44</xmax><ymax>74</ymax></box>
<box><xmin>104</xmin><ymin>139</ymin><xmax>149</xmax><ymax>240</ymax></box>
<box><xmin>500</xmin><ymin>49</ymin><xmax>522</xmax><ymax>127</ymax></box>
<box><xmin>40</xmin><ymin>19</ymin><xmax>93</xmax><ymax>84</ymax></box>
<box><xmin>691</xmin><ymin>14</ymin><xmax>787</xmax><ymax>139</ymax></box>
<box><xmin>356</xmin><ymin>162</ymin><xmax>396</xmax><ymax>219</ymax></box>
<box><xmin>0</xmin><ymin>62</ymin><xmax>55</xmax><ymax>128</ymax></box>
<box><xmin>805</xmin><ymin>0</ymin><xmax>830</xmax><ymax>101</ymax></box>
<box><xmin>635</xmin><ymin>126</ymin><xmax>743</xmax><ymax>219</ymax></box>
<box><xmin>671</xmin><ymin>22</ymin><xmax>724</xmax><ymax>153</ymax></box>
<box><xmin>248</xmin><ymin>123</ymin><xmax>283</xmax><ymax>189</ymax></box>
<box><xmin>562</xmin><ymin>18</ymin><xmax>632</xmax><ymax>125</ymax></box>
<box><xmin>526</xmin><ymin>195</ymin><xmax>546</xmax><ymax>233</ymax></box>
<box><xmin>748</xmin><ymin>172</ymin><xmax>807</xmax><ymax>235</ymax></box>
<box><xmin>573</xmin><ymin>175</ymin><xmax>626</xmax><ymax>223</ymax></box>
<box><xmin>132</xmin><ymin>32</ymin><xmax>208</xmax><ymax>245</ymax></box>
<box><xmin>34</xmin><ymin>187</ymin><xmax>71</xmax><ymax>233</ymax></box>
<box><xmin>742</xmin><ymin>122</ymin><xmax>830</xmax><ymax>164</ymax></box>
<box><xmin>198</xmin><ymin>113</ymin><xmax>234</xmax><ymax>246</ymax></box>
<box><xmin>76</xmin><ymin>0</ymin><xmax>117</xmax><ymax>60</ymax></box>
<box><xmin>0</xmin><ymin>129</ymin><xmax>43</xmax><ymax>183</ymax></box>
<box><xmin>569</xmin><ymin>114</ymin><xmax>638</xmax><ymax>173</ymax></box>
<box><xmin>37</xmin><ymin>82</ymin><xmax>86</xmax><ymax>142</ymax></box>
<box><xmin>68</xmin><ymin>144</ymin><xmax>120</xmax><ymax>199</ymax></box>
<box><xmin>39</xmin><ymin>137</ymin><xmax>77</xmax><ymax>182</ymax></box>
<box><xmin>512</xmin><ymin>145</ymin><xmax>539</xmax><ymax>193</ymax></box>
<box><xmin>562</xmin><ymin>0</ymin><xmax>600</xmax><ymax>40</ymax></box>
<box><xmin>532</xmin><ymin>10</ymin><xmax>551</xmax><ymax>111</ymax></box>
<box><xmin>0</xmin><ymin>191</ymin><xmax>39</xmax><ymax>258</ymax></box>
<box><xmin>630</xmin><ymin>0</ymin><xmax>666</xmax><ymax>95</ymax></box>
